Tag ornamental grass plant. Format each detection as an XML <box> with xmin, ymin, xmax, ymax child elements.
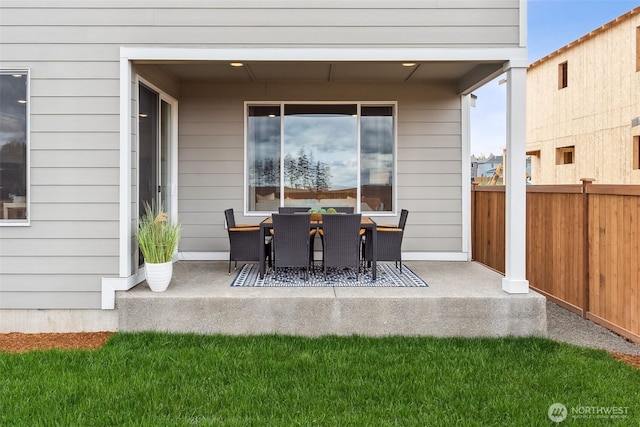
<box><xmin>136</xmin><ymin>202</ymin><xmax>181</xmax><ymax>264</ymax></box>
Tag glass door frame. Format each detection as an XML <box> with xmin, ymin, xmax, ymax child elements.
<box><xmin>136</xmin><ymin>77</ymin><xmax>179</xmax><ymax>264</ymax></box>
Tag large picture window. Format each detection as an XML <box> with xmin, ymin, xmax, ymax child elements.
<box><xmin>246</xmin><ymin>102</ymin><xmax>395</xmax><ymax>214</ymax></box>
<box><xmin>0</xmin><ymin>71</ymin><xmax>28</xmax><ymax>223</ymax></box>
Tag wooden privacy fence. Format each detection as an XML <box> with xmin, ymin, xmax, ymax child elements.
<box><xmin>472</xmin><ymin>180</ymin><xmax>640</xmax><ymax>344</ymax></box>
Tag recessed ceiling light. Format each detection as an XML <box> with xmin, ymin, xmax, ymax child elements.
<box><xmin>268</xmin><ymin>114</ymin><xmax>276</xmax><ymax>118</ymax></box>
<box><xmin>402</xmin><ymin>63</ymin><xmax>416</xmax><ymax>67</ymax></box>
<box><xmin>12</xmin><ymin>74</ymin><xmax>23</xmax><ymax>78</ymax></box>
<box><xmin>17</xmin><ymin>99</ymin><xmax>27</xmax><ymax>104</ymax></box>
<box><xmin>230</xmin><ymin>62</ymin><xmax>244</xmax><ymax>67</ymax></box>
<box><xmin>139</xmin><ymin>113</ymin><xmax>148</xmax><ymax>118</ymax></box>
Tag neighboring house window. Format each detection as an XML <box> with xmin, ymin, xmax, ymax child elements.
<box><xmin>525</xmin><ymin>151</ymin><xmax>539</xmax><ymax>183</ymax></box>
<box><xmin>0</xmin><ymin>71</ymin><xmax>29</xmax><ymax>223</ymax></box>
<box><xmin>636</xmin><ymin>27</ymin><xmax>640</xmax><ymax>72</ymax></box>
<box><xmin>558</xmin><ymin>62</ymin><xmax>568</xmax><ymax>89</ymax></box>
<box><xmin>246</xmin><ymin>102</ymin><xmax>395</xmax><ymax>213</ymax></box>
<box><xmin>556</xmin><ymin>146</ymin><xmax>574</xmax><ymax>165</ymax></box>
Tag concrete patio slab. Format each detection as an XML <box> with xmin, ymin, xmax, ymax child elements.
<box><xmin>117</xmin><ymin>261</ymin><xmax>547</xmax><ymax>337</ymax></box>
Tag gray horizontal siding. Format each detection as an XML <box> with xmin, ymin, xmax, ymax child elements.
<box><xmin>31</xmin><ymin>114</ymin><xmax>119</xmax><ymax>132</ymax></box>
<box><xmin>32</xmin><ymin>78</ymin><xmax>120</xmax><ymax>96</ymax></box>
<box><xmin>398</xmin><ymin>147</ymin><xmax>462</xmax><ymax>161</ymax></box>
<box><xmin>0</xmin><ymin>0</ymin><xmax>513</xmax><ymax>307</ymax></box>
<box><xmin>1</xmin><ymin>45</ymin><xmax>120</xmax><ymax>62</ymax></box>
<box><xmin>179</xmin><ymin>174</ymin><xmax>242</xmax><ymax>188</ymax></box>
<box><xmin>30</xmin><ymin>186</ymin><xmax>119</xmax><ymax>204</ymax></box>
<box><xmin>2</xmin><ymin>26</ymin><xmax>519</xmax><ymax>47</ymax></box>
<box><xmin>2</xmin><ymin>7</ymin><xmax>517</xmax><ymax>27</ymax></box>
<box><xmin>1</xmin><ymin>1</ymin><xmax>520</xmax><ymax>48</ymax></box>
<box><xmin>401</xmin><ymin>135</ymin><xmax>462</xmax><ymax>148</ymax></box>
<box><xmin>0</xmin><ymin>292</ymin><xmax>102</xmax><ymax>310</ymax></box>
<box><xmin>0</xmin><ymin>239</ymin><xmax>119</xmax><ymax>257</ymax></box>
<box><xmin>400</xmin><ymin>161</ymin><xmax>462</xmax><ymax>174</ymax></box>
<box><xmin>31</xmin><ymin>168</ymin><xmax>119</xmax><ymax>186</ymax></box>
<box><xmin>31</xmin><ymin>132</ymin><xmax>119</xmax><ymax>150</ymax></box>
<box><xmin>0</xmin><ymin>221</ymin><xmax>118</xmax><ymax>239</ymax></box>
<box><xmin>32</xmin><ymin>97</ymin><xmax>119</xmax><ymax>116</ymax></box>
<box><xmin>30</xmin><ymin>151</ymin><xmax>119</xmax><ymax>168</ymax></box>
<box><xmin>0</xmin><ymin>0</ymin><xmax>518</xmax><ymax>8</ymax></box>
<box><xmin>179</xmin><ymin>148</ymin><xmax>243</xmax><ymax>162</ymax></box>
<box><xmin>0</xmin><ymin>257</ymin><xmax>118</xmax><ymax>274</ymax></box>
<box><xmin>0</xmin><ymin>275</ymin><xmax>105</xmax><ymax>292</ymax></box>
<box><xmin>28</xmin><ymin>203</ymin><xmax>120</xmax><ymax>221</ymax></box>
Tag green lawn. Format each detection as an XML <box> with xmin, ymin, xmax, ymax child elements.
<box><xmin>1</xmin><ymin>333</ymin><xmax>638</xmax><ymax>426</ymax></box>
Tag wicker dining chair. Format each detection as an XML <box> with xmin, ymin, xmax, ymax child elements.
<box><xmin>271</xmin><ymin>213</ymin><xmax>313</xmax><ymax>280</ymax></box>
<box><xmin>364</xmin><ymin>209</ymin><xmax>409</xmax><ymax>273</ymax></box>
<box><xmin>224</xmin><ymin>208</ymin><xmax>270</xmax><ymax>275</ymax></box>
<box><xmin>320</xmin><ymin>213</ymin><xmax>363</xmax><ymax>280</ymax></box>
<box><xmin>277</xmin><ymin>207</ymin><xmax>317</xmax><ymax>265</ymax></box>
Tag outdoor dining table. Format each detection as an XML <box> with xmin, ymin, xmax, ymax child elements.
<box><xmin>259</xmin><ymin>215</ymin><xmax>378</xmax><ymax>280</ymax></box>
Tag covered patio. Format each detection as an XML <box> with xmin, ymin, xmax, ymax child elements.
<box><xmin>116</xmin><ymin>261</ymin><xmax>546</xmax><ymax>337</ymax></box>
<box><xmin>108</xmin><ymin>26</ymin><xmax>533</xmax><ymax>334</ymax></box>
<box><xmin>109</xmin><ymin>47</ymin><xmax>531</xmax><ymax>309</ymax></box>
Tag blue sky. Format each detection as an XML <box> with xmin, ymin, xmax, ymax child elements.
<box><xmin>470</xmin><ymin>0</ymin><xmax>639</xmax><ymax>157</ymax></box>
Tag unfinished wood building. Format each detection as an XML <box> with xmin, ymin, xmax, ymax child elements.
<box><xmin>526</xmin><ymin>6</ymin><xmax>640</xmax><ymax>184</ymax></box>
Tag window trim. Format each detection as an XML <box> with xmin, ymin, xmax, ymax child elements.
<box><xmin>558</xmin><ymin>61</ymin><xmax>568</xmax><ymax>89</ymax></box>
<box><xmin>636</xmin><ymin>26</ymin><xmax>640</xmax><ymax>72</ymax></box>
<box><xmin>556</xmin><ymin>145</ymin><xmax>575</xmax><ymax>165</ymax></box>
<box><xmin>244</xmin><ymin>100</ymin><xmax>398</xmax><ymax>216</ymax></box>
<box><xmin>0</xmin><ymin>69</ymin><xmax>30</xmax><ymax>226</ymax></box>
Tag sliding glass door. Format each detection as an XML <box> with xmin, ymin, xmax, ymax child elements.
<box><xmin>139</xmin><ymin>83</ymin><xmax>175</xmax><ymax>213</ymax></box>
<box><xmin>138</xmin><ymin>82</ymin><xmax>176</xmax><ymax>265</ymax></box>
<box><xmin>138</xmin><ymin>83</ymin><xmax>159</xmax><ymax>218</ymax></box>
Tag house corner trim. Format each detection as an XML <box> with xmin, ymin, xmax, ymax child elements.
<box><xmin>101</xmin><ymin>275</ymin><xmax>139</xmax><ymax>310</ymax></box>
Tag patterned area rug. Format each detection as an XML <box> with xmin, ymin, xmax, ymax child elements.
<box><xmin>231</xmin><ymin>263</ymin><xmax>428</xmax><ymax>287</ymax></box>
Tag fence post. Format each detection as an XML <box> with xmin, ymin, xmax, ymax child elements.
<box><xmin>581</xmin><ymin>178</ymin><xmax>595</xmax><ymax>319</ymax></box>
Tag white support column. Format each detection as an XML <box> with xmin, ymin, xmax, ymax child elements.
<box><xmin>118</xmin><ymin>54</ymin><xmax>133</xmax><ymax>279</ymax></box>
<box><xmin>502</xmin><ymin>65</ymin><xmax>529</xmax><ymax>293</ymax></box>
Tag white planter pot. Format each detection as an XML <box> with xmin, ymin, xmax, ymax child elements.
<box><xmin>145</xmin><ymin>261</ymin><xmax>173</xmax><ymax>292</ymax></box>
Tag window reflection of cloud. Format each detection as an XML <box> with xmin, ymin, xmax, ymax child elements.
<box><xmin>283</xmin><ymin>116</ymin><xmax>357</xmax><ymax>189</ymax></box>
<box><xmin>286</xmin><ymin>117</ymin><xmax>355</xmax><ymax>147</ymax></box>
<box><xmin>362</xmin><ymin>153</ymin><xmax>392</xmax><ymax>166</ymax></box>
<box><xmin>330</xmin><ymin>159</ymin><xmax>358</xmax><ymax>188</ymax></box>
<box><xmin>248</xmin><ymin>116</ymin><xmax>281</xmax><ymax>169</ymax></box>
<box><xmin>286</xmin><ymin>120</ymin><xmax>355</xmax><ymax>172</ymax></box>
<box><xmin>249</xmin><ymin>108</ymin><xmax>395</xmax><ymax>191</ymax></box>
<box><xmin>361</xmin><ymin>117</ymin><xmax>393</xmax><ymax>155</ymax></box>
<box><xmin>0</xmin><ymin>132</ymin><xmax>26</xmax><ymax>146</ymax></box>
